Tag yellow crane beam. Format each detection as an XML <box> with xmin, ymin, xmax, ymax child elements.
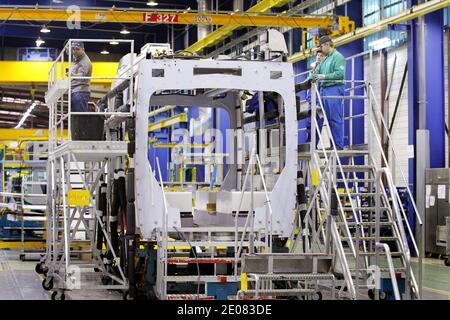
<box><xmin>0</xmin><ymin>61</ymin><xmax>118</xmax><ymax>84</ymax></box>
<box><xmin>0</xmin><ymin>129</ymin><xmax>67</xmax><ymax>141</ymax></box>
<box><xmin>288</xmin><ymin>0</ymin><xmax>450</xmax><ymax>63</ymax></box>
<box><xmin>0</xmin><ymin>6</ymin><xmax>336</xmax><ymax>28</ymax></box>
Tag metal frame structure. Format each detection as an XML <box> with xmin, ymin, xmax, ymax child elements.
<box><xmin>0</xmin><ymin>141</ymin><xmax>47</xmax><ymax>259</ymax></box>
<box><xmin>37</xmin><ymin>32</ymin><xmax>424</xmax><ymax>300</ymax></box>
<box><xmin>39</xmin><ymin>39</ymin><xmax>135</xmax><ymax>299</ymax></box>
<box><xmin>132</xmin><ymin>53</ymin><xmax>299</xmax><ymax>299</ymax></box>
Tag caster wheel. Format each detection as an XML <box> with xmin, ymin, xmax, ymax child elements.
<box><xmin>368</xmin><ymin>289</ymin><xmax>387</xmax><ymax>300</ymax></box>
<box><xmin>312</xmin><ymin>291</ymin><xmax>323</xmax><ymax>300</ymax></box>
<box><xmin>123</xmin><ymin>291</ymin><xmax>130</xmax><ymax>300</ymax></box>
<box><xmin>42</xmin><ymin>277</ymin><xmax>54</xmax><ymax>291</ymax></box>
<box><xmin>425</xmin><ymin>252</ymin><xmax>433</xmax><ymax>258</ymax></box>
<box><xmin>51</xmin><ymin>291</ymin><xmax>66</xmax><ymax>300</ymax></box>
<box><xmin>445</xmin><ymin>258</ymin><xmax>450</xmax><ymax>267</ymax></box>
<box><xmin>35</xmin><ymin>263</ymin><xmax>44</xmax><ymax>274</ymax></box>
<box><xmin>19</xmin><ymin>254</ymin><xmax>25</xmax><ymax>261</ymax></box>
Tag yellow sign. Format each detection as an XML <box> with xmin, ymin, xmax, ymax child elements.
<box><xmin>241</xmin><ymin>273</ymin><xmax>248</xmax><ymax>292</ymax></box>
<box><xmin>68</xmin><ymin>190</ymin><xmax>90</xmax><ymax>206</ymax></box>
<box><xmin>312</xmin><ymin>170</ymin><xmax>319</xmax><ymax>187</ymax></box>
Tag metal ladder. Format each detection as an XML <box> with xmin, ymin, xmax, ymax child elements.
<box><xmin>293</xmin><ymin>80</ymin><xmax>422</xmax><ymax>300</ymax></box>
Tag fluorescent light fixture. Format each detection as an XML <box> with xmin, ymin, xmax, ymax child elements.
<box><xmin>368</xmin><ymin>37</ymin><xmax>392</xmax><ymax>50</ymax></box>
<box><xmin>40</xmin><ymin>25</ymin><xmax>51</xmax><ymax>33</ymax></box>
<box><xmin>36</xmin><ymin>37</ymin><xmax>45</xmax><ymax>47</ymax></box>
<box><xmin>120</xmin><ymin>28</ymin><xmax>130</xmax><ymax>35</ymax></box>
<box><xmin>15</xmin><ymin>102</ymin><xmax>37</xmax><ymax>129</ymax></box>
<box><xmin>100</xmin><ymin>49</ymin><xmax>110</xmax><ymax>55</ymax></box>
<box><xmin>147</xmin><ymin>1</ymin><xmax>158</xmax><ymax>6</ymax></box>
<box><xmin>109</xmin><ymin>39</ymin><xmax>119</xmax><ymax>45</ymax></box>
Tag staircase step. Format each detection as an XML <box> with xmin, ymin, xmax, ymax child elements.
<box><xmin>338</xmin><ymin>192</ymin><xmax>377</xmax><ymax>197</ymax></box>
<box><xmin>350</xmin><ymin>267</ymin><xmax>407</xmax><ymax>273</ymax></box>
<box><xmin>343</xmin><ymin>206</ymin><xmax>390</xmax><ymax>211</ymax></box>
<box><xmin>320</xmin><ymin>206</ymin><xmax>390</xmax><ymax>212</ymax></box>
<box><xmin>337</xmin><ymin>221</ymin><xmax>394</xmax><ymax>226</ymax></box>
<box><xmin>336</xmin><ymin>179</ymin><xmax>375</xmax><ymax>183</ymax></box>
<box><xmin>319</xmin><ymin>165</ymin><xmax>374</xmax><ymax>172</ymax></box>
<box><xmin>345</xmin><ymin>251</ymin><xmax>404</xmax><ymax>257</ymax></box>
<box><xmin>341</xmin><ymin>236</ymin><xmax>399</xmax><ymax>241</ymax></box>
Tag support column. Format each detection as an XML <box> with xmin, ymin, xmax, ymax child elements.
<box><xmin>408</xmin><ymin>4</ymin><xmax>445</xmax><ymax>243</ymax></box>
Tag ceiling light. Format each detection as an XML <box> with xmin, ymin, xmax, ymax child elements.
<box><xmin>109</xmin><ymin>39</ymin><xmax>119</xmax><ymax>45</ymax></box>
<box><xmin>120</xmin><ymin>28</ymin><xmax>130</xmax><ymax>35</ymax></box>
<box><xmin>100</xmin><ymin>49</ymin><xmax>110</xmax><ymax>55</ymax></box>
<box><xmin>36</xmin><ymin>37</ymin><xmax>45</xmax><ymax>47</ymax></box>
<box><xmin>146</xmin><ymin>1</ymin><xmax>158</xmax><ymax>6</ymax></box>
<box><xmin>15</xmin><ymin>102</ymin><xmax>37</xmax><ymax>129</ymax></box>
<box><xmin>40</xmin><ymin>25</ymin><xmax>51</xmax><ymax>33</ymax></box>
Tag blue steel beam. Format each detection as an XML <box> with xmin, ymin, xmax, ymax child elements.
<box><xmin>408</xmin><ymin>0</ymin><xmax>446</xmax><ymax>241</ymax></box>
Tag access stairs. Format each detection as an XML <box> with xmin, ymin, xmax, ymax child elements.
<box><xmin>291</xmin><ymin>80</ymin><xmax>422</xmax><ymax>300</ymax></box>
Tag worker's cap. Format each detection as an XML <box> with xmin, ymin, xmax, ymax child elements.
<box><xmin>317</xmin><ymin>36</ymin><xmax>333</xmax><ymax>47</ymax></box>
<box><xmin>71</xmin><ymin>41</ymin><xmax>84</xmax><ymax>49</ymax></box>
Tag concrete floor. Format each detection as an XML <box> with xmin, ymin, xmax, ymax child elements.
<box><xmin>0</xmin><ymin>249</ymin><xmax>449</xmax><ymax>300</ymax></box>
<box><xmin>411</xmin><ymin>257</ymin><xmax>450</xmax><ymax>300</ymax></box>
<box><xmin>0</xmin><ymin>250</ymin><xmax>122</xmax><ymax>300</ymax></box>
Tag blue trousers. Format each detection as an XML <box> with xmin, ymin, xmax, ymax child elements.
<box><xmin>71</xmin><ymin>92</ymin><xmax>90</xmax><ymax>112</ymax></box>
<box><xmin>320</xmin><ymin>85</ymin><xmax>345</xmax><ymax>149</ymax></box>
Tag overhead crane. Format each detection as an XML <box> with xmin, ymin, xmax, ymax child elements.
<box><xmin>0</xmin><ymin>2</ymin><xmax>354</xmax><ymax>56</ymax></box>
<box><xmin>0</xmin><ymin>7</ymin><xmax>350</xmax><ymax>30</ymax></box>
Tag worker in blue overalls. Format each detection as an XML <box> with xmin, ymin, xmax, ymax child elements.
<box><xmin>304</xmin><ymin>50</ymin><xmax>325</xmax><ymax>144</ymax></box>
<box><xmin>300</xmin><ymin>36</ymin><xmax>346</xmax><ymax>150</ymax></box>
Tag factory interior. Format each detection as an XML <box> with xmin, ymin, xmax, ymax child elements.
<box><xmin>0</xmin><ymin>0</ymin><xmax>450</xmax><ymax>305</ymax></box>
